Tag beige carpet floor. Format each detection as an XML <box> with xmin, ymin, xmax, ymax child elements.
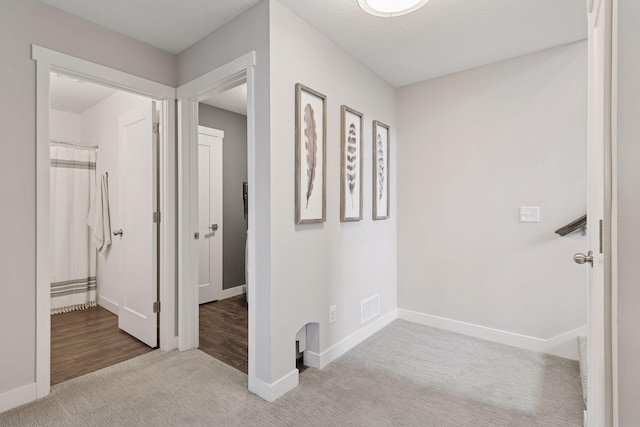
<box><xmin>0</xmin><ymin>320</ymin><xmax>584</xmax><ymax>426</ymax></box>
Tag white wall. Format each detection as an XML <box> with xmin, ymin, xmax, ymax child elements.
<box><xmin>1</xmin><ymin>0</ymin><xmax>598</xmax><ymax>411</ymax></box>
<box><xmin>81</xmin><ymin>91</ymin><xmax>152</xmax><ymax>314</ymax></box>
<box><xmin>616</xmin><ymin>0</ymin><xmax>640</xmax><ymax>423</ymax></box>
<box><xmin>269</xmin><ymin>0</ymin><xmax>397</xmax><ymax>382</ymax></box>
<box><xmin>397</xmin><ymin>41</ymin><xmax>588</xmax><ymax>355</ymax></box>
<box><xmin>49</xmin><ymin>110</ymin><xmax>82</xmax><ymax>142</ymax></box>
<box><xmin>0</xmin><ymin>0</ymin><xmax>175</xmax><ymax>398</ymax></box>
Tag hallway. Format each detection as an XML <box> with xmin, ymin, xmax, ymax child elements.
<box><xmin>4</xmin><ymin>320</ymin><xmax>583</xmax><ymax>426</ymax></box>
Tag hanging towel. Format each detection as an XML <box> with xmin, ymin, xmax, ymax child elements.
<box><xmin>87</xmin><ymin>174</ymin><xmax>112</xmax><ymax>252</ymax></box>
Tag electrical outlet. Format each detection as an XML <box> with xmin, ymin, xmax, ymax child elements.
<box><xmin>329</xmin><ymin>305</ymin><xmax>337</xmax><ymax>323</ymax></box>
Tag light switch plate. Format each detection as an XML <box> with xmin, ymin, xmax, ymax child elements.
<box><xmin>520</xmin><ymin>206</ymin><xmax>540</xmax><ymax>223</ymax></box>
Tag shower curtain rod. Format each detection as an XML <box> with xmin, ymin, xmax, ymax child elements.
<box><xmin>50</xmin><ymin>139</ymin><xmax>98</xmax><ymax>150</ymax></box>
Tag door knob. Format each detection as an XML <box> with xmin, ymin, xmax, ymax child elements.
<box><xmin>113</xmin><ymin>229</ymin><xmax>123</xmax><ymax>236</ymax></box>
<box><xmin>573</xmin><ymin>251</ymin><xmax>593</xmax><ymax>266</ymax></box>
<box><xmin>208</xmin><ymin>224</ymin><xmax>219</xmax><ymax>232</ymax></box>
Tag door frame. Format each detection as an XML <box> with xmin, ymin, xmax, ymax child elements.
<box><xmin>586</xmin><ymin>0</ymin><xmax>614</xmax><ymax>425</ymax></box>
<box><xmin>32</xmin><ymin>45</ymin><xmax>177</xmax><ymax>399</ymax></box>
<box><xmin>611</xmin><ymin>0</ymin><xmax>619</xmax><ymax>423</ymax></box>
<box><xmin>176</xmin><ymin>52</ymin><xmax>257</xmax><ymax>389</ymax></box>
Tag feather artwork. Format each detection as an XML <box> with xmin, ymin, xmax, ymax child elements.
<box><xmin>346</xmin><ymin>122</ymin><xmax>357</xmax><ymax>208</ymax></box>
<box><xmin>377</xmin><ymin>132</ymin><xmax>385</xmax><ymax>200</ymax></box>
<box><xmin>304</xmin><ymin>103</ymin><xmax>318</xmax><ymax>209</ymax></box>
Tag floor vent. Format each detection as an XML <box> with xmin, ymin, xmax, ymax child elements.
<box><xmin>360</xmin><ymin>294</ymin><xmax>380</xmax><ymax>325</ymax></box>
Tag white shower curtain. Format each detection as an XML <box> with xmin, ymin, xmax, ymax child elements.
<box><xmin>50</xmin><ymin>145</ymin><xmax>97</xmax><ymax>314</ymax></box>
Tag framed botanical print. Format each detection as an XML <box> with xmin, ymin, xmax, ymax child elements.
<box><xmin>372</xmin><ymin>120</ymin><xmax>390</xmax><ymax>220</ymax></box>
<box><xmin>295</xmin><ymin>83</ymin><xmax>326</xmax><ymax>224</ymax></box>
<box><xmin>340</xmin><ymin>105</ymin><xmax>363</xmax><ymax>222</ymax></box>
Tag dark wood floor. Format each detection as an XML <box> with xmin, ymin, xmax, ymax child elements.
<box><xmin>51</xmin><ymin>306</ymin><xmax>153</xmax><ymax>385</ymax></box>
<box><xmin>53</xmin><ymin>296</ymin><xmax>295</xmax><ymax>385</ymax></box>
<box><xmin>199</xmin><ymin>294</ymin><xmax>248</xmax><ymax>374</ymax></box>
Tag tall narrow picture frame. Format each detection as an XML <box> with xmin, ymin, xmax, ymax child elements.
<box><xmin>372</xmin><ymin>120</ymin><xmax>390</xmax><ymax>220</ymax></box>
<box><xmin>340</xmin><ymin>106</ymin><xmax>363</xmax><ymax>222</ymax></box>
<box><xmin>295</xmin><ymin>83</ymin><xmax>327</xmax><ymax>224</ymax></box>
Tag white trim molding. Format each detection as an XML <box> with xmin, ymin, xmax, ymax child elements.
<box><xmin>304</xmin><ymin>309</ymin><xmax>398</xmax><ymax>369</ymax></box>
<box><xmin>176</xmin><ymin>51</ymin><xmax>260</xmax><ymax>399</ymax></box>
<box><xmin>0</xmin><ymin>383</ymin><xmax>37</xmax><ymax>414</ymax></box>
<box><xmin>398</xmin><ymin>309</ymin><xmax>586</xmax><ymax>360</ymax></box>
<box><xmin>220</xmin><ymin>285</ymin><xmax>246</xmax><ymax>301</ymax></box>
<box><xmin>251</xmin><ymin>369</ymin><xmax>299</xmax><ymax>403</ymax></box>
<box><xmin>177</xmin><ymin>52</ymin><xmax>256</xmax><ymax>351</ymax></box>
<box><xmin>97</xmin><ymin>295</ymin><xmax>119</xmax><ymax>315</ymax></box>
<box><xmin>197</xmin><ymin>125</ymin><xmax>224</xmax><ymax>139</ymax></box>
<box><xmin>35</xmin><ymin>55</ymin><xmax>51</xmax><ymax>401</ymax></box>
<box><xmin>32</xmin><ymin>46</ymin><xmax>175</xmax><ymax>99</ymax></box>
<box><xmin>177</xmin><ymin>52</ymin><xmax>255</xmax><ymax>99</ymax></box>
<box><xmin>31</xmin><ymin>45</ymin><xmax>178</xmax><ymax>411</ymax></box>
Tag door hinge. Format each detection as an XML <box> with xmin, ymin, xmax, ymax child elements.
<box><xmin>153</xmin><ymin>301</ymin><xmax>161</xmax><ymax>313</ymax></box>
<box><xmin>153</xmin><ymin>212</ymin><xmax>161</xmax><ymax>223</ymax></box>
<box><xmin>599</xmin><ymin>219</ymin><xmax>604</xmax><ymax>254</ymax></box>
<box><xmin>153</xmin><ymin>122</ymin><xmax>160</xmax><ymax>134</ymax></box>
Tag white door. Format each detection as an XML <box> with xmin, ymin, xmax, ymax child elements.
<box><xmin>581</xmin><ymin>1</ymin><xmax>609</xmax><ymax>425</ymax></box>
<box><xmin>198</xmin><ymin>126</ymin><xmax>224</xmax><ymax>304</ymax></box>
<box><xmin>117</xmin><ymin>102</ymin><xmax>159</xmax><ymax>348</ymax></box>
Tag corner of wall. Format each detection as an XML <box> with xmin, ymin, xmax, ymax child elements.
<box><xmin>250</xmin><ymin>368</ymin><xmax>299</xmax><ymax>403</ymax></box>
<box><xmin>398</xmin><ymin>308</ymin><xmax>586</xmax><ymax>360</ymax></box>
<box><xmin>267</xmin><ymin>0</ymin><xmax>398</xmax><ymax>388</ymax></box>
<box><xmin>396</xmin><ymin>42</ymin><xmax>588</xmax><ymax>351</ymax></box>
<box><xmin>304</xmin><ymin>309</ymin><xmax>398</xmax><ymax>369</ymax></box>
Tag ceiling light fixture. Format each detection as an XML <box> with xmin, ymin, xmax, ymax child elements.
<box><xmin>357</xmin><ymin>0</ymin><xmax>429</xmax><ymax>17</ymax></box>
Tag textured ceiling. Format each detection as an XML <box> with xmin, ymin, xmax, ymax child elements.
<box><xmin>38</xmin><ymin>0</ymin><xmax>262</xmax><ymax>54</ymax></box>
<box><xmin>50</xmin><ymin>73</ymin><xmax>117</xmax><ymax>114</ymax></box>
<box><xmin>202</xmin><ymin>84</ymin><xmax>248</xmax><ymax>116</ymax></box>
<box><xmin>278</xmin><ymin>0</ymin><xmax>587</xmax><ymax>87</ymax></box>
<box><xmin>38</xmin><ymin>0</ymin><xmax>587</xmax><ymax>87</ymax></box>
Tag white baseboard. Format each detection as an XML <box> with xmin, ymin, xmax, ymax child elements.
<box><xmin>0</xmin><ymin>383</ymin><xmax>37</xmax><ymax>414</ymax></box>
<box><xmin>249</xmin><ymin>369</ymin><xmax>299</xmax><ymax>403</ymax></box>
<box><xmin>220</xmin><ymin>285</ymin><xmax>246</xmax><ymax>301</ymax></box>
<box><xmin>398</xmin><ymin>308</ymin><xmax>585</xmax><ymax>360</ymax></box>
<box><xmin>304</xmin><ymin>309</ymin><xmax>398</xmax><ymax>369</ymax></box>
<box><xmin>249</xmin><ymin>309</ymin><xmax>398</xmax><ymax>401</ymax></box>
<box><xmin>160</xmin><ymin>335</ymin><xmax>178</xmax><ymax>351</ymax></box>
<box><xmin>97</xmin><ymin>295</ymin><xmax>119</xmax><ymax>315</ymax></box>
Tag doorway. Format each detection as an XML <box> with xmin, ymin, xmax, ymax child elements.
<box><xmin>176</xmin><ymin>52</ymin><xmax>259</xmax><ymax>392</ymax></box>
<box><xmin>196</xmin><ymin>87</ymin><xmax>249</xmax><ymax>373</ymax></box>
<box><xmin>33</xmin><ymin>46</ymin><xmax>177</xmax><ymax>399</ymax></box>
<box><xmin>48</xmin><ymin>73</ymin><xmax>161</xmax><ymax>384</ymax></box>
